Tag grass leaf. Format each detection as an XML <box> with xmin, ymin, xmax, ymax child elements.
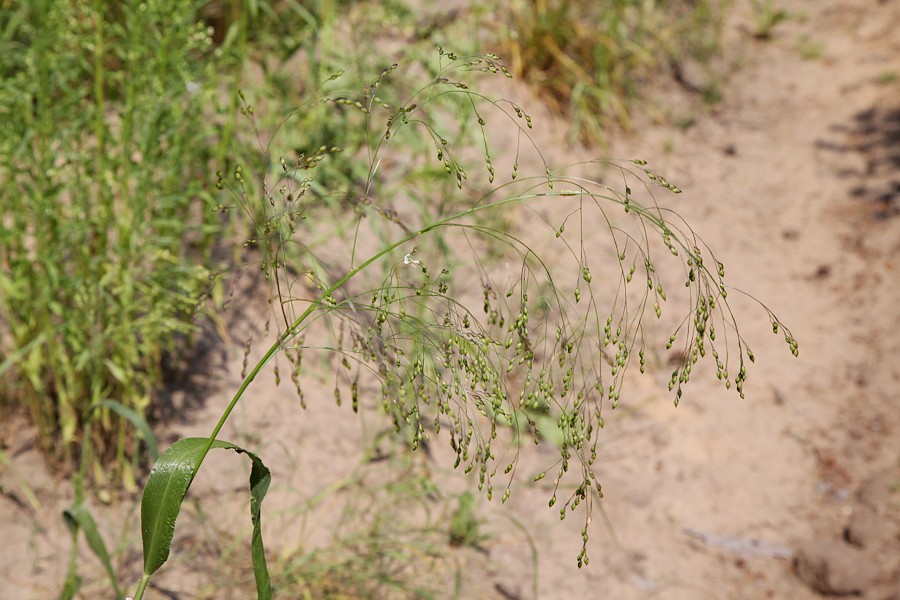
<box><xmin>58</xmin><ymin>570</ymin><xmax>80</xmax><ymax>600</ymax></box>
<box><xmin>62</xmin><ymin>503</ymin><xmax>122</xmax><ymax>599</ymax></box>
<box><xmin>95</xmin><ymin>399</ymin><xmax>159</xmax><ymax>461</ymax></box>
<box><xmin>140</xmin><ymin>437</ymin><xmax>272</xmax><ymax>599</ymax></box>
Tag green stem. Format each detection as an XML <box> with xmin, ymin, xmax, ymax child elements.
<box><xmin>133</xmin><ymin>573</ymin><xmax>151</xmax><ymax>600</ymax></box>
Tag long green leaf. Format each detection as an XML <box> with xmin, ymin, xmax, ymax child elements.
<box><xmin>62</xmin><ymin>503</ymin><xmax>123</xmax><ymax>599</ymax></box>
<box><xmin>95</xmin><ymin>398</ymin><xmax>159</xmax><ymax>461</ymax></box>
<box><xmin>140</xmin><ymin>437</ymin><xmax>272</xmax><ymax>599</ymax></box>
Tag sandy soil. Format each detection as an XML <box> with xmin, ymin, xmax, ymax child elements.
<box><xmin>2</xmin><ymin>1</ymin><xmax>899</xmax><ymax>599</ymax></box>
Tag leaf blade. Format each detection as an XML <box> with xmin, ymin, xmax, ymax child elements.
<box><xmin>139</xmin><ymin>437</ymin><xmax>272</xmax><ymax>599</ymax></box>
<box><xmin>62</xmin><ymin>503</ymin><xmax>123</xmax><ymax>599</ymax></box>
<box><xmin>140</xmin><ymin>438</ymin><xmax>201</xmax><ymax>576</ymax></box>
<box><xmin>96</xmin><ymin>398</ymin><xmax>159</xmax><ymax>461</ymax></box>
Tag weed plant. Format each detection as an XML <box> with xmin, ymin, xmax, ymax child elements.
<box><xmin>0</xmin><ymin>0</ymin><xmax>252</xmax><ymax>492</ymax></box>
<box><xmin>130</xmin><ymin>49</ymin><xmax>797</xmax><ymax>599</ymax></box>
<box><xmin>498</xmin><ymin>0</ymin><xmax>730</xmax><ymax>143</ymax></box>
<box><xmin>0</xmin><ymin>3</ymin><xmax>797</xmax><ymax>597</ymax></box>
<box><xmin>749</xmin><ymin>0</ymin><xmax>790</xmax><ymax>39</ymax></box>
<box><xmin>0</xmin><ymin>3</ymin><xmax>529</xmax><ymax>596</ymax></box>
<box><xmin>271</xmin><ymin>451</ymin><xmax>478</xmax><ymax>600</ymax></box>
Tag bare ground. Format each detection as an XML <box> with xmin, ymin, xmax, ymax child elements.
<box><xmin>1</xmin><ymin>1</ymin><xmax>899</xmax><ymax>599</ymax></box>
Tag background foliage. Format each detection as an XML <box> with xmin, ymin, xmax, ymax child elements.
<box><xmin>0</xmin><ymin>0</ymin><xmax>241</xmax><ymax>490</ymax></box>
<box><xmin>500</xmin><ymin>0</ymin><xmax>730</xmax><ymax>144</ymax></box>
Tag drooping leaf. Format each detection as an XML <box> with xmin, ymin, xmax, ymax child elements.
<box><xmin>140</xmin><ymin>437</ymin><xmax>272</xmax><ymax>599</ymax></box>
<box><xmin>62</xmin><ymin>503</ymin><xmax>123</xmax><ymax>599</ymax></box>
<box><xmin>95</xmin><ymin>398</ymin><xmax>159</xmax><ymax>461</ymax></box>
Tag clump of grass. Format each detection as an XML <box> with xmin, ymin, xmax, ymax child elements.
<box><xmin>750</xmin><ymin>0</ymin><xmax>790</xmax><ymax>39</ymax></box>
<box><xmin>130</xmin><ymin>48</ymin><xmax>797</xmax><ymax>599</ymax></box>
<box><xmin>498</xmin><ymin>0</ymin><xmax>729</xmax><ymax>144</ymax></box>
<box><xmin>0</xmin><ymin>0</ymin><xmax>238</xmax><ymax>489</ymax></box>
<box><xmin>795</xmin><ymin>35</ymin><xmax>825</xmax><ymax>60</ymax></box>
<box><xmin>448</xmin><ymin>491</ymin><xmax>482</xmax><ymax>549</ymax></box>
<box><xmin>272</xmin><ymin>454</ymin><xmax>475</xmax><ymax>600</ymax></box>
<box><xmin>873</xmin><ymin>71</ymin><xmax>898</xmax><ymax>86</ymax></box>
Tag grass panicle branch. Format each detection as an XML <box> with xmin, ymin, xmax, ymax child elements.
<box><xmin>132</xmin><ymin>50</ymin><xmax>796</xmax><ymax>597</ymax></box>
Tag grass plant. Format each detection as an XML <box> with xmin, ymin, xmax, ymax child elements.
<box><xmin>0</xmin><ymin>0</ymin><xmax>240</xmax><ymax>490</ymax></box>
<box><xmin>749</xmin><ymin>0</ymin><xmax>790</xmax><ymax>39</ymax></box>
<box><xmin>271</xmin><ymin>453</ymin><xmax>479</xmax><ymax>600</ymax></box>
<box><xmin>131</xmin><ymin>49</ymin><xmax>797</xmax><ymax>598</ymax></box>
<box><xmin>0</xmin><ymin>4</ymin><xmax>800</xmax><ymax>598</ymax></box>
<box><xmin>498</xmin><ymin>0</ymin><xmax>730</xmax><ymax>144</ymax></box>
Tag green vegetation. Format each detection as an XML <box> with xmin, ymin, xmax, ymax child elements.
<box><xmin>132</xmin><ymin>49</ymin><xmax>796</xmax><ymax>597</ymax></box>
<box><xmin>0</xmin><ymin>0</ymin><xmax>238</xmax><ymax>491</ymax></box>
<box><xmin>750</xmin><ymin>0</ymin><xmax>790</xmax><ymax>39</ymax></box>
<box><xmin>499</xmin><ymin>0</ymin><xmax>730</xmax><ymax>143</ymax></box>
<box><xmin>795</xmin><ymin>34</ymin><xmax>825</xmax><ymax>60</ymax></box>
<box><xmin>0</xmin><ymin>2</ymin><xmax>798</xmax><ymax>598</ymax></box>
<box><xmin>874</xmin><ymin>71</ymin><xmax>899</xmax><ymax>85</ymax></box>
